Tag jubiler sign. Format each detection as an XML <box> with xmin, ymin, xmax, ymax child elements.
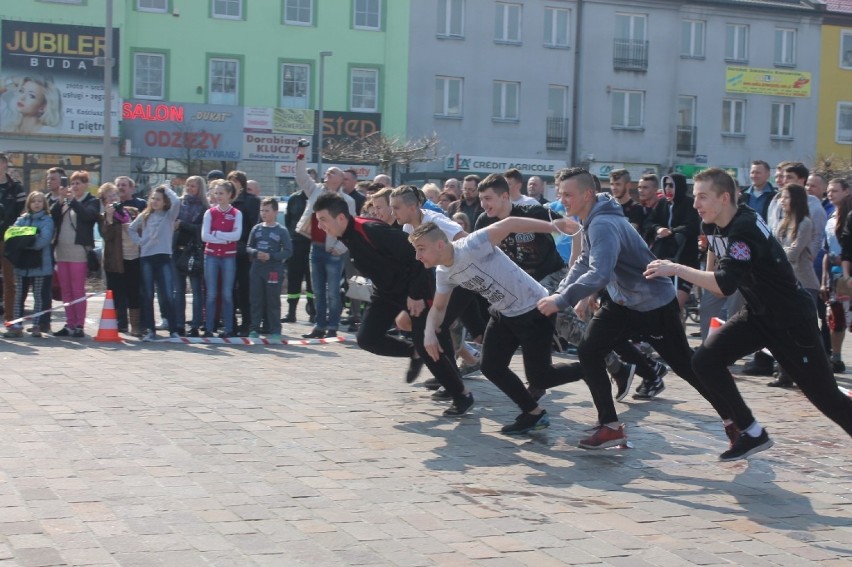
<box><xmin>0</xmin><ymin>20</ymin><xmax>120</xmax><ymax>137</ymax></box>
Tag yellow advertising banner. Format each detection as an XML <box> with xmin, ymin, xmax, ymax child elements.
<box><xmin>725</xmin><ymin>66</ymin><xmax>811</xmax><ymax>98</ymax></box>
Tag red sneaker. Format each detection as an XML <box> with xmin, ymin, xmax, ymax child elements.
<box><xmin>578</xmin><ymin>424</ymin><xmax>626</xmax><ymax>449</ymax></box>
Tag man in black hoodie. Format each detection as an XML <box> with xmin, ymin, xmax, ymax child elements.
<box><xmin>227</xmin><ymin>170</ymin><xmax>260</xmax><ymax>336</ymax></box>
<box><xmin>312</xmin><ymin>192</ymin><xmax>474</xmax><ymax>418</ymax></box>
<box><xmin>644</xmin><ymin>173</ymin><xmax>701</xmax><ymax>311</ymax></box>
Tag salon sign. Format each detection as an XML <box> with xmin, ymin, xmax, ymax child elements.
<box><xmin>0</xmin><ymin>20</ymin><xmax>121</xmax><ymax>137</ymax></box>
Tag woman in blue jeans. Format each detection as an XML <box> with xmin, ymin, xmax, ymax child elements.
<box><xmin>201</xmin><ymin>180</ymin><xmax>242</xmax><ymax>338</ymax></box>
<box><xmin>172</xmin><ymin>175</ymin><xmax>208</xmax><ymax>337</ymax></box>
<box><xmin>129</xmin><ymin>185</ymin><xmax>181</xmax><ymax>341</ymax></box>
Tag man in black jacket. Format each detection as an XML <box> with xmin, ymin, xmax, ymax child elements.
<box><xmin>313</xmin><ymin>192</ymin><xmax>473</xmax><ymax>417</ymax></box>
<box><xmin>0</xmin><ymin>153</ymin><xmax>26</xmax><ymax>320</ymax></box>
<box><xmin>227</xmin><ymin>170</ymin><xmax>260</xmax><ymax>336</ymax></box>
<box><xmin>282</xmin><ymin>189</ymin><xmax>314</xmax><ymax>323</ymax></box>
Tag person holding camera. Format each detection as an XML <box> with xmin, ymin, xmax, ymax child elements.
<box><xmin>0</xmin><ymin>153</ymin><xmax>26</xmax><ymax>322</ymax></box>
<box><xmin>50</xmin><ymin>170</ymin><xmax>99</xmax><ymax>337</ymax></box>
<box><xmin>98</xmin><ymin>182</ymin><xmax>142</xmax><ymax>336</ymax></box>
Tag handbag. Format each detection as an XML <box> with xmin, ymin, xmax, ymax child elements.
<box><xmin>86</xmin><ymin>247</ymin><xmax>101</xmax><ymax>275</ymax></box>
<box><xmin>176</xmin><ymin>240</ymin><xmax>204</xmax><ymax>276</ymax></box>
<box><xmin>3</xmin><ymin>226</ymin><xmax>41</xmax><ymax>270</ymax></box>
<box><xmin>345</xmin><ymin>275</ymin><xmax>373</xmax><ymax>302</ymax></box>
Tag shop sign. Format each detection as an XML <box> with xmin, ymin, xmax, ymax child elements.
<box><xmin>725</xmin><ymin>66</ymin><xmax>811</xmax><ymax>98</ymax></box>
<box><xmin>122</xmin><ymin>99</ymin><xmax>242</xmax><ymax>160</ymax></box>
<box><xmin>444</xmin><ymin>154</ymin><xmax>565</xmax><ymax>175</ymax></box>
<box><xmin>244</xmin><ymin>107</ymin><xmax>314</xmax><ymax>135</ymax></box>
<box><xmin>0</xmin><ymin>20</ymin><xmax>120</xmax><ymax>137</ymax></box>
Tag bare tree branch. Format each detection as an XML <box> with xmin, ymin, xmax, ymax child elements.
<box><xmin>322</xmin><ymin>132</ymin><xmax>440</xmax><ymax>173</ymax></box>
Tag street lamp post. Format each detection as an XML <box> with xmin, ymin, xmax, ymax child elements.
<box><xmin>317</xmin><ymin>51</ymin><xmax>333</xmax><ymax>175</ymax></box>
<box><xmin>102</xmin><ymin>0</ymin><xmax>114</xmax><ymax>182</ymax></box>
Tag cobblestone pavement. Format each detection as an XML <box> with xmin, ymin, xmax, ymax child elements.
<box><xmin>0</xmin><ymin>306</ymin><xmax>850</xmax><ymax>566</ymax></box>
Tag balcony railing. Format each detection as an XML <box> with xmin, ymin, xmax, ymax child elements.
<box><xmin>613</xmin><ymin>39</ymin><xmax>648</xmax><ymax>71</ymax></box>
<box><xmin>546</xmin><ymin>117</ymin><xmax>570</xmax><ymax>150</ymax></box>
<box><xmin>676</xmin><ymin>125</ymin><xmax>697</xmax><ymax>156</ymax></box>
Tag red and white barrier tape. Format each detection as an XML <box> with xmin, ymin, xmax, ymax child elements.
<box><xmin>4</xmin><ymin>292</ymin><xmax>101</xmax><ymax>327</ymax></box>
<box><xmin>159</xmin><ymin>335</ymin><xmax>347</xmax><ymax>346</ymax></box>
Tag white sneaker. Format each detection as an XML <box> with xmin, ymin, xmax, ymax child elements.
<box><xmin>156</xmin><ymin>319</ymin><xmax>169</xmax><ymax>330</ymax></box>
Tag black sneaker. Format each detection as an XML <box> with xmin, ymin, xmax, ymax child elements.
<box><xmin>443</xmin><ymin>393</ymin><xmax>474</xmax><ymax>417</ymax></box>
<box><xmin>612</xmin><ymin>363</ymin><xmax>636</xmax><ymax>402</ymax></box>
<box><xmin>53</xmin><ymin>326</ymin><xmax>72</xmax><ymax>337</ymax></box>
<box><xmin>202</xmin><ymin>331</ymin><xmax>215</xmax><ymax>338</ymax></box>
<box><xmin>742</xmin><ymin>353</ymin><xmax>774</xmax><ymax>376</ymax></box>
<box><xmin>633</xmin><ymin>377</ymin><xmax>665</xmax><ymax>399</ymax></box>
<box><xmin>653</xmin><ymin>360</ymin><xmax>668</xmax><ymax>380</ymax></box>
<box><xmin>72</xmin><ymin>327</ymin><xmax>85</xmax><ymax>338</ymax></box>
<box><xmin>188</xmin><ymin>328</ymin><xmax>200</xmax><ymax>338</ymax></box>
<box><xmin>719</xmin><ymin>428</ymin><xmax>774</xmax><ymax>461</ymax></box>
<box><xmin>405</xmin><ymin>356</ymin><xmax>425</xmax><ymax>384</ymax></box>
<box><xmin>423</xmin><ymin>377</ymin><xmax>442</xmax><ymax>391</ymax></box>
<box><xmin>501</xmin><ymin>410</ymin><xmax>550</xmax><ymax>435</ymax></box>
<box><xmin>832</xmin><ymin>360</ymin><xmax>846</xmax><ymax>374</ymax></box>
<box><xmin>431</xmin><ymin>388</ymin><xmax>452</xmax><ymax>401</ymax></box>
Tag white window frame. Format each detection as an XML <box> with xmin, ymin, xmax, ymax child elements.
<box><xmin>544</xmin><ymin>7</ymin><xmax>570</xmax><ymax>48</ymax></box>
<box><xmin>281</xmin><ymin>63</ymin><xmax>310</xmax><ymax>109</ymax></box>
<box><xmin>434</xmin><ymin>76</ymin><xmax>463</xmax><ymax>118</ymax></box>
<box><xmin>841</xmin><ymin>30</ymin><xmax>852</xmax><ymax>70</ymax></box>
<box><xmin>837</xmin><ymin>102</ymin><xmax>852</xmax><ymax>144</ymax></box>
<box><xmin>770</xmin><ymin>102</ymin><xmax>794</xmax><ymax>139</ymax></box>
<box><xmin>611</xmin><ymin>89</ymin><xmax>644</xmax><ymax>129</ymax></box>
<box><xmin>681</xmin><ymin>19</ymin><xmax>705</xmax><ymax>58</ymax></box>
<box><xmin>548</xmin><ymin>85</ymin><xmax>568</xmax><ymax>119</ymax></box>
<box><xmin>212</xmin><ymin>0</ymin><xmax>242</xmax><ymax>19</ymax></box>
<box><xmin>137</xmin><ymin>0</ymin><xmax>167</xmax><ymax>12</ymax></box>
<box><xmin>725</xmin><ymin>23</ymin><xmax>749</xmax><ymax>63</ymax></box>
<box><xmin>283</xmin><ymin>0</ymin><xmax>313</xmax><ymax>26</ymax></box>
<box><xmin>353</xmin><ymin>0</ymin><xmax>381</xmax><ymax>31</ymax></box>
<box><xmin>350</xmin><ymin>68</ymin><xmax>379</xmax><ymax>112</ymax></box>
<box><xmin>208</xmin><ymin>58</ymin><xmax>239</xmax><ymax>106</ymax></box>
<box><xmin>774</xmin><ymin>28</ymin><xmax>797</xmax><ymax>67</ymax></box>
<box><xmin>437</xmin><ymin>0</ymin><xmax>464</xmax><ymax>38</ymax></box>
<box><xmin>495</xmin><ymin>2</ymin><xmax>522</xmax><ymax>44</ymax></box>
<box><xmin>615</xmin><ymin>13</ymin><xmax>646</xmax><ymax>42</ymax></box>
<box><xmin>492</xmin><ymin>81</ymin><xmax>520</xmax><ymax>121</ymax></box>
<box><xmin>722</xmin><ymin>98</ymin><xmax>746</xmax><ymax>136</ymax></box>
<box><xmin>133</xmin><ymin>52</ymin><xmax>165</xmax><ymax>100</ymax></box>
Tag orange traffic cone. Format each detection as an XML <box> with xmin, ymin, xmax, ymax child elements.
<box><xmin>707</xmin><ymin>317</ymin><xmax>725</xmax><ymax>338</ymax></box>
<box><xmin>94</xmin><ymin>290</ymin><xmax>123</xmax><ymax>343</ymax></box>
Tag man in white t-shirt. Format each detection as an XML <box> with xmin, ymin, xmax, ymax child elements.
<box><xmin>503</xmin><ymin>168</ymin><xmax>539</xmax><ymax>207</ymax></box>
<box><xmin>410</xmin><ymin>217</ymin><xmax>584</xmax><ymax>435</ymax></box>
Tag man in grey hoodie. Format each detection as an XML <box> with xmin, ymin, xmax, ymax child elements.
<box><xmin>537</xmin><ymin>168</ymin><xmax>734</xmax><ymax>451</ymax></box>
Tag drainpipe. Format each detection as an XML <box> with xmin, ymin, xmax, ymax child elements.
<box><xmin>570</xmin><ymin>0</ymin><xmax>584</xmax><ymax>167</ymax></box>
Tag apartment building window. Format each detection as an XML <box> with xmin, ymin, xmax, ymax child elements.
<box><xmin>544</xmin><ymin>7</ymin><xmax>570</xmax><ymax>48</ymax></box>
<box><xmin>677</xmin><ymin>96</ymin><xmax>697</xmax><ymax>155</ymax></box>
<box><xmin>434</xmin><ymin>76</ymin><xmax>463</xmax><ymax>118</ymax></box>
<box><xmin>838</xmin><ymin>103</ymin><xmax>852</xmax><ymax>143</ymax></box>
<box><xmin>722</xmin><ymin>99</ymin><xmax>745</xmax><ymax>135</ymax></box>
<box><xmin>681</xmin><ymin>19</ymin><xmax>705</xmax><ymax>58</ymax></box>
<box><xmin>492</xmin><ymin>81</ymin><xmax>520</xmax><ymax>121</ymax></box>
<box><xmin>137</xmin><ymin>0</ymin><xmax>167</xmax><ymax>12</ymax></box>
<box><xmin>284</xmin><ymin>0</ymin><xmax>313</xmax><ymax>26</ymax></box>
<box><xmin>212</xmin><ymin>0</ymin><xmax>242</xmax><ymax>19</ymax></box>
<box><xmin>495</xmin><ymin>3</ymin><xmax>522</xmax><ymax>44</ymax></box>
<box><xmin>209</xmin><ymin>58</ymin><xmax>239</xmax><ymax>105</ymax></box>
<box><xmin>547</xmin><ymin>85</ymin><xmax>569</xmax><ymax>149</ymax></box>
<box><xmin>351</xmin><ymin>68</ymin><xmax>379</xmax><ymax>112</ymax></box>
<box><xmin>281</xmin><ymin>63</ymin><xmax>310</xmax><ymax>108</ymax></box>
<box><xmin>614</xmin><ymin>13</ymin><xmax>648</xmax><ymax>70</ymax></box>
<box><xmin>842</xmin><ymin>31</ymin><xmax>852</xmax><ymax>69</ymax></box>
<box><xmin>725</xmin><ymin>24</ymin><xmax>748</xmax><ymax>63</ymax></box>
<box><xmin>39</xmin><ymin>0</ymin><xmax>83</xmax><ymax>4</ymax></box>
<box><xmin>133</xmin><ymin>52</ymin><xmax>166</xmax><ymax>100</ymax></box>
<box><xmin>611</xmin><ymin>89</ymin><xmax>643</xmax><ymax>129</ymax></box>
<box><xmin>437</xmin><ymin>0</ymin><xmax>464</xmax><ymax>38</ymax></box>
<box><xmin>770</xmin><ymin>102</ymin><xmax>794</xmax><ymax>138</ymax></box>
<box><xmin>774</xmin><ymin>28</ymin><xmax>796</xmax><ymax>66</ymax></box>
<box><xmin>354</xmin><ymin>0</ymin><xmax>381</xmax><ymax>31</ymax></box>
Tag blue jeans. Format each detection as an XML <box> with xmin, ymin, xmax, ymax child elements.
<box><xmin>140</xmin><ymin>254</ymin><xmax>175</xmax><ymax>333</ymax></box>
<box><xmin>310</xmin><ymin>243</ymin><xmax>344</xmax><ymax>331</ymax></box>
<box><xmin>172</xmin><ymin>256</ymin><xmax>204</xmax><ymax>330</ymax></box>
<box><xmin>205</xmin><ymin>254</ymin><xmax>236</xmax><ymax>334</ymax></box>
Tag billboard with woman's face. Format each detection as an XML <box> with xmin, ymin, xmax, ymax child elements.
<box><xmin>0</xmin><ymin>20</ymin><xmax>120</xmax><ymax>137</ymax></box>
